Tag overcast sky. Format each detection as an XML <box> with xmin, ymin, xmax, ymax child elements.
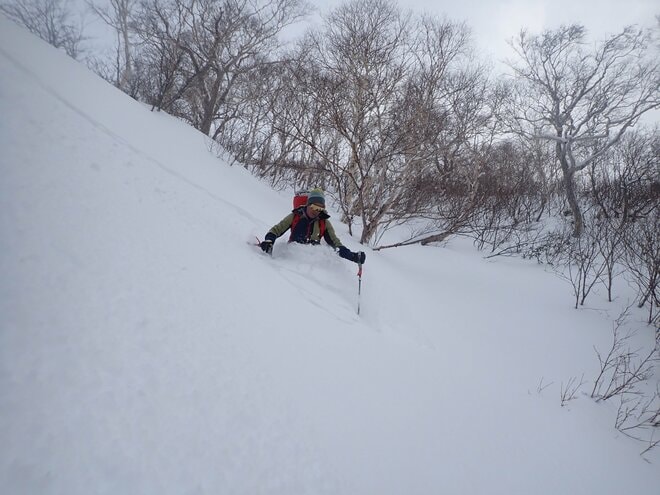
<box><xmin>81</xmin><ymin>0</ymin><xmax>657</xmax><ymax>69</ymax></box>
<box><xmin>302</xmin><ymin>0</ymin><xmax>658</xmax><ymax>69</ymax></box>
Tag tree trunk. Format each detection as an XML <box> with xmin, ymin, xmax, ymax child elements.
<box><xmin>564</xmin><ymin>173</ymin><xmax>584</xmax><ymax>237</ymax></box>
<box><xmin>121</xmin><ymin>20</ymin><xmax>131</xmax><ymax>90</ymax></box>
<box><xmin>558</xmin><ymin>145</ymin><xmax>584</xmax><ymax>237</ymax></box>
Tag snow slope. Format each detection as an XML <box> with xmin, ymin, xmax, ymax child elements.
<box><xmin>1</xmin><ymin>16</ymin><xmax>658</xmax><ymax>494</ymax></box>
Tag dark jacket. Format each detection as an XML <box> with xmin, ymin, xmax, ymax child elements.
<box><xmin>267</xmin><ymin>207</ymin><xmax>344</xmax><ymax>247</ymax></box>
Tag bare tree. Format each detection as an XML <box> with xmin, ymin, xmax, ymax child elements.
<box><xmin>171</xmin><ymin>0</ymin><xmax>309</xmax><ymax>138</ymax></box>
<box><xmin>267</xmin><ymin>1</ymin><xmax>490</xmax><ymax>246</ymax></box>
<box><xmin>87</xmin><ymin>0</ymin><xmax>137</xmax><ymax>92</ymax></box>
<box><xmin>307</xmin><ymin>0</ymin><xmax>414</xmax><ymax>243</ymax></box>
<box><xmin>506</xmin><ymin>24</ymin><xmax>660</xmax><ymax>237</ymax></box>
<box><xmin>131</xmin><ymin>0</ymin><xmax>194</xmax><ymax>110</ymax></box>
<box><xmin>1</xmin><ymin>0</ymin><xmax>86</xmax><ymax>58</ymax></box>
<box><xmin>390</xmin><ymin>20</ymin><xmax>501</xmax><ymax>247</ymax></box>
<box><xmin>262</xmin><ymin>0</ymin><xmax>415</xmax><ymax>242</ymax></box>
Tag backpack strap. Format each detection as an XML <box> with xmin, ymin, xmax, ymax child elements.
<box><xmin>289</xmin><ymin>211</ymin><xmax>301</xmax><ymax>242</ymax></box>
<box><xmin>289</xmin><ymin>209</ymin><xmax>326</xmax><ymax>243</ymax></box>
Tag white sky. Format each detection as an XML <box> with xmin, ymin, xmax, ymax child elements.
<box><xmin>303</xmin><ymin>0</ymin><xmax>658</xmax><ymax>69</ymax></box>
<box><xmin>81</xmin><ymin>0</ymin><xmax>657</xmax><ymax>71</ymax></box>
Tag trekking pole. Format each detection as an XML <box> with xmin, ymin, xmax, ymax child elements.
<box><xmin>357</xmin><ymin>261</ymin><xmax>363</xmax><ymax>315</ymax></box>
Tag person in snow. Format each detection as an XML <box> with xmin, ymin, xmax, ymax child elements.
<box><xmin>260</xmin><ymin>188</ymin><xmax>366</xmax><ymax>264</ymax></box>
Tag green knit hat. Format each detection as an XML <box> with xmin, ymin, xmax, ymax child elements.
<box><xmin>306</xmin><ymin>188</ymin><xmax>325</xmax><ymax>207</ymax></box>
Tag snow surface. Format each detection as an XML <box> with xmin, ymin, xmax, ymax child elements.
<box><xmin>1</xmin><ymin>15</ymin><xmax>659</xmax><ymax>494</ymax></box>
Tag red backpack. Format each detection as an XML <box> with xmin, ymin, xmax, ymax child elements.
<box><xmin>290</xmin><ymin>190</ymin><xmax>326</xmax><ymax>240</ymax></box>
<box><xmin>293</xmin><ymin>190</ymin><xmax>310</xmax><ymax>209</ymax></box>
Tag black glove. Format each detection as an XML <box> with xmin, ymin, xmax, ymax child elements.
<box><xmin>260</xmin><ymin>233</ymin><xmax>276</xmax><ymax>254</ymax></box>
<box><xmin>338</xmin><ymin>246</ymin><xmax>366</xmax><ymax>265</ymax></box>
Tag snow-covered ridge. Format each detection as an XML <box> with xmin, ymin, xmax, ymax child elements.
<box><xmin>1</xmin><ymin>15</ymin><xmax>658</xmax><ymax>494</ymax></box>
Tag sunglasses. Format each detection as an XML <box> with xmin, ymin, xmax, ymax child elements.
<box><xmin>309</xmin><ymin>204</ymin><xmax>325</xmax><ymax>212</ymax></box>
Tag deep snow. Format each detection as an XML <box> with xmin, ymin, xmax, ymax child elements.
<box><xmin>1</xmin><ymin>15</ymin><xmax>658</xmax><ymax>494</ymax></box>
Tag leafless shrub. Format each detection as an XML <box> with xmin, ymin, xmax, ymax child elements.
<box><xmin>588</xmin><ymin>312</ymin><xmax>660</xmax><ymax>456</ymax></box>
<box><xmin>593</xmin><ymin>218</ymin><xmax>625</xmax><ymax>303</ymax></box>
<box><xmin>468</xmin><ymin>140</ymin><xmax>548</xmax><ymax>253</ymax></box>
<box><xmin>615</xmin><ymin>388</ymin><xmax>660</xmax><ymax>456</ymax></box>
<box><xmin>622</xmin><ymin>211</ymin><xmax>660</xmax><ymax>325</ymax></box>
<box><xmin>521</xmin><ymin>228</ymin><xmax>571</xmax><ymax>266</ymax></box>
<box><xmin>554</xmin><ymin>222</ymin><xmax>607</xmax><ymax>308</ymax></box>
<box><xmin>588</xmin><ymin>130</ymin><xmax>659</xmax><ymax>225</ymax></box>
<box><xmin>536</xmin><ymin>377</ymin><xmax>553</xmax><ymax>394</ymax></box>
<box><xmin>561</xmin><ymin>374</ymin><xmax>585</xmax><ymax>407</ymax></box>
<box><xmin>591</xmin><ymin>311</ymin><xmax>659</xmax><ymax>401</ymax></box>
